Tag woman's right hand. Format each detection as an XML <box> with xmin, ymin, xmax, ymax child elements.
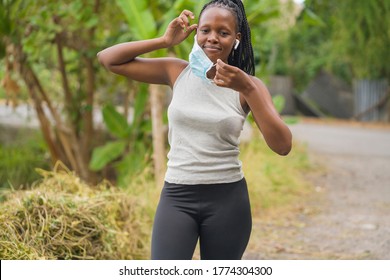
<box><xmin>163</xmin><ymin>10</ymin><xmax>198</xmax><ymax>47</ymax></box>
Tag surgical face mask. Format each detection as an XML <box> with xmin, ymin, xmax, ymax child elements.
<box><xmin>189</xmin><ymin>36</ymin><xmax>215</xmax><ymax>83</ymax></box>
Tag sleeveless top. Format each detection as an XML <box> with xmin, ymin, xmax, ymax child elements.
<box><xmin>164</xmin><ymin>65</ymin><xmax>248</xmax><ymax>185</ymax></box>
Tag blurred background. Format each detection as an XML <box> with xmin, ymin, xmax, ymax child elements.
<box><xmin>0</xmin><ymin>0</ymin><xmax>389</xmax><ymax>260</ymax></box>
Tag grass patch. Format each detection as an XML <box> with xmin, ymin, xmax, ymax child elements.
<box><xmin>241</xmin><ymin>130</ymin><xmax>312</xmax><ymax>214</ymax></box>
<box><xmin>0</xmin><ymin>127</ymin><xmax>50</xmax><ymax>190</ymax></box>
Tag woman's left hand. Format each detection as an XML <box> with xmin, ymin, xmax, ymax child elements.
<box><xmin>213</xmin><ymin>60</ymin><xmax>292</xmax><ymax>156</ymax></box>
<box><xmin>213</xmin><ymin>59</ymin><xmax>255</xmax><ymax>93</ymax></box>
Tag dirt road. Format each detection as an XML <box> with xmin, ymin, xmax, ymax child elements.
<box><xmin>245</xmin><ymin>119</ymin><xmax>390</xmax><ymax>260</ymax></box>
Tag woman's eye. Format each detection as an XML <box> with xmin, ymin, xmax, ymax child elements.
<box><xmin>200</xmin><ymin>29</ymin><xmax>208</xmax><ymax>34</ymax></box>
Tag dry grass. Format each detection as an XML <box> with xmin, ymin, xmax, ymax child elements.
<box><xmin>0</xmin><ymin>163</ymin><xmax>155</xmax><ymax>260</ymax></box>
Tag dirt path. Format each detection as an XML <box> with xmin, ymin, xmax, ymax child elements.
<box><xmin>244</xmin><ymin>119</ymin><xmax>390</xmax><ymax>260</ymax></box>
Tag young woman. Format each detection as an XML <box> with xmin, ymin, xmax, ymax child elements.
<box><xmin>98</xmin><ymin>0</ymin><xmax>292</xmax><ymax>260</ymax></box>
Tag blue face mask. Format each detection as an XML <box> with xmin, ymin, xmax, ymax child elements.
<box><xmin>189</xmin><ymin>35</ymin><xmax>215</xmax><ymax>83</ymax></box>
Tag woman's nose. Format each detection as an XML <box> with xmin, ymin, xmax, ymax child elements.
<box><xmin>207</xmin><ymin>32</ymin><xmax>218</xmax><ymax>43</ymax></box>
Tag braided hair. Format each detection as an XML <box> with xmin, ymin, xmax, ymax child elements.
<box><xmin>199</xmin><ymin>0</ymin><xmax>255</xmax><ymax>75</ymax></box>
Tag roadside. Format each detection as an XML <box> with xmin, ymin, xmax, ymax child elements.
<box><xmin>244</xmin><ymin>118</ymin><xmax>390</xmax><ymax>260</ymax></box>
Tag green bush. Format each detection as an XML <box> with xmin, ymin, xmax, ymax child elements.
<box><xmin>0</xmin><ymin>128</ymin><xmax>50</xmax><ymax>190</ymax></box>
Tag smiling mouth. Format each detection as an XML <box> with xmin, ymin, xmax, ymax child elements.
<box><xmin>203</xmin><ymin>46</ymin><xmax>222</xmax><ymax>51</ymax></box>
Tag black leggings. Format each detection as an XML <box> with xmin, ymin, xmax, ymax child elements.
<box><xmin>151</xmin><ymin>178</ymin><xmax>252</xmax><ymax>260</ymax></box>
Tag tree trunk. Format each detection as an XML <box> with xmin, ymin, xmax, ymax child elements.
<box><xmin>82</xmin><ymin>56</ymin><xmax>96</xmax><ymax>182</ymax></box>
<box><xmin>12</xmin><ymin>43</ymin><xmax>91</xmax><ymax>181</ymax></box>
<box><xmin>12</xmin><ymin>49</ymin><xmax>62</xmax><ymax>166</ymax></box>
<box><xmin>25</xmin><ymin>77</ymin><xmax>62</xmax><ymax>166</ymax></box>
<box><xmin>149</xmin><ymin>84</ymin><xmax>166</xmax><ymax>187</ymax></box>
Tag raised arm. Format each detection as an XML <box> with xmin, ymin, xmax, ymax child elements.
<box><xmin>97</xmin><ymin>10</ymin><xmax>198</xmax><ymax>87</ymax></box>
<box><xmin>242</xmin><ymin>77</ymin><xmax>292</xmax><ymax>156</ymax></box>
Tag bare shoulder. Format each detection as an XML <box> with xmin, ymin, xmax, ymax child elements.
<box><xmin>249</xmin><ymin>75</ymin><xmax>267</xmax><ymax>88</ymax></box>
<box><xmin>247</xmin><ymin>75</ymin><xmax>272</xmax><ymax>99</ymax></box>
<box><xmin>162</xmin><ymin>57</ymin><xmax>189</xmax><ymax>87</ymax></box>
<box><xmin>239</xmin><ymin>74</ymin><xmax>273</xmax><ymax>113</ymax></box>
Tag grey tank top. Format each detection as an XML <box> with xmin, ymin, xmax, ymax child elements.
<box><xmin>164</xmin><ymin>65</ymin><xmax>248</xmax><ymax>184</ymax></box>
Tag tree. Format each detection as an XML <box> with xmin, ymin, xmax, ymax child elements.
<box><xmin>0</xmin><ymin>0</ymin><xmax>120</xmax><ymax>182</ymax></box>
<box><xmin>278</xmin><ymin>0</ymin><xmax>334</xmax><ymax>91</ymax></box>
<box><xmin>331</xmin><ymin>0</ymin><xmax>390</xmax><ymax>81</ymax></box>
<box><xmin>285</xmin><ymin>0</ymin><xmax>389</xmax><ymax>89</ymax></box>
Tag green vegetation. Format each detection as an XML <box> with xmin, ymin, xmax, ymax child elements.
<box><xmin>89</xmin><ymin>93</ymin><xmax>152</xmax><ymax>186</ymax></box>
<box><xmin>0</xmin><ymin>128</ymin><xmax>50</xmax><ymax>191</ymax></box>
<box><xmin>284</xmin><ymin>0</ymin><xmax>390</xmax><ymax>91</ymax></box>
<box><xmin>330</xmin><ymin>0</ymin><xmax>390</xmax><ymax>80</ymax></box>
<box><xmin>242</xmin><ymin>128</ymin><xmax>311</xmax><ymax>213</ymax></box>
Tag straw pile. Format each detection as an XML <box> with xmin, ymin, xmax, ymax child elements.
<box><xmin>0</xmin><ymin>166</ymin><xmax>152</xmax><ymax>260</ymax></box>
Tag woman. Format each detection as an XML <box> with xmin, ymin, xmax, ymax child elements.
<box><xmin>98</xmin><ymin>0</ymin><xmax>292</xmax><ymax>260</ymax></box>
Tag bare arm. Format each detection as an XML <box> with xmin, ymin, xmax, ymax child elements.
<box><xmin>97</xmin><ymin>10</ymin><xmax>198</xmax><ymax>87</ymax></box>
<box><xmin>97</xmin><ymin>38</ymin><xmax>182</xmax><ymax>86</ymax></box>
<box><xmin>242</xmin><ymin>77</ymin><xmax>292</xmax><ymax>156</ymax></box>
<box><xmin>214</xmin><ymin>59</ymin><xmax>292</xmax><ymax>156</ymax></box>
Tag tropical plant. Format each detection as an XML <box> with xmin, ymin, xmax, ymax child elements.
<box><xmin>89</xmin><ymin>86</ymin><xmax>151</xmax><ymax>186</ymax></box>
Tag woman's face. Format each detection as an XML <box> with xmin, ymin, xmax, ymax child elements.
<box><xmin>197</xmin><ymin>7</ymin><xmax>241</xmax><ymax>64</ymax></box>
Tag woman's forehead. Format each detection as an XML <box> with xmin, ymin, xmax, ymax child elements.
<box><xmin>199</xmin><ymin>6</ymin><xmax>237</xmax><ymax>29</ymax></box>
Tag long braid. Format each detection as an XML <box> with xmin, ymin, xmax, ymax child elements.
<box><xmin>199</xmin><ymin>0</ymin><xmax>255</xmax><ymax>75</ymax></box>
